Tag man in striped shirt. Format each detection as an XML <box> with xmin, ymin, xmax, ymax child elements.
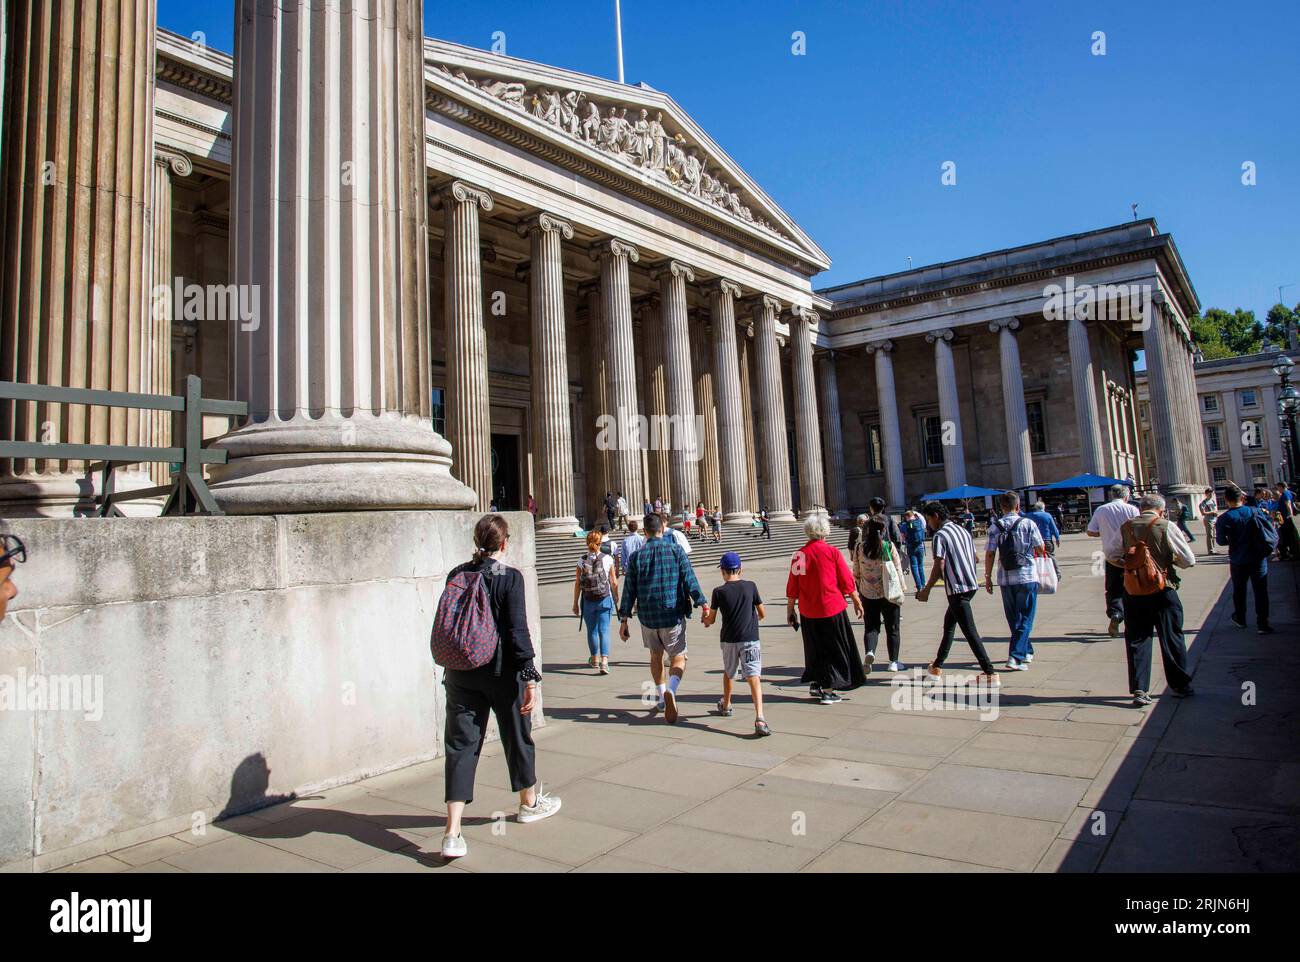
<box><xmin>916</xmin><ymin>501</ymin><xmax>999</xmax><ymax>684</ymax></box>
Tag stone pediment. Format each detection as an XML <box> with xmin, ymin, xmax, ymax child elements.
<box><xmin>424</xmin><ymin>40</ymin><xmax>830</xmax><ymax>272</ymax></box>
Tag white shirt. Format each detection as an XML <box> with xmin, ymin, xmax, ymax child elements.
<box><xmin>616</xmin><ymin>497</ymin><xmax>628</xmax><ymax>515</ymax></box>
<box><xmin>1164</xmin><ymin>520</ymin><xmax>1197</xmax><ymax>569</ymax></box>
<box><xmin>669</xmin><ymin>528</ymin><xmax>692</xmax><ymax>555</ymax></box>
<box><xmin>1088</xmin><ymin>499</ymin><xmax>1140</xmax><ymax>562</ymax></box>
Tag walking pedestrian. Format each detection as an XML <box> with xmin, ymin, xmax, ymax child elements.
<box><xmin>1198</xmin><ymin>488</ymin><xmax>1219</xmax><ymax>555</ymax></box>
<box><xmin>1173</xmin><ymin>497</ymin><xmax>1196</xmax><ymax>543</ymax></box>
<box><xmin>984</xmin><ymin>491</ymin><xmax>1045</xmax><ymax>671</ymax></box>
<box><xmin>617</xmin><ymin>512</ymin><xmax>710</xmax><ymax>724</ymax></box>
<box><xmin>901</xmin><ymin>508</ymin><xmax>928</xmax><ymax>591</ymax></box>
<box><xmin>1216</xmin><ymin>485</ymin><xmax>1277</xmax><ymax>634</ymax></box>
<box><xmin>573</xmin><ymin>530</ymin><xmax>618</xmax><ymax>674</ymax></box>
<box><xmin>759</xmin><ymin>506</ymin><xmax>772</xmax><ymax>541</ymax></box>
<box><xmin>438</xmin><ymin>515</ymin><xmax>560</xmax><ymax>860</ymax></box>
<box><xmin>1274</xmin><ymin>483</ymin><xmax>1297</xmax><ymax>561</ymax></box>
<box><xmin>1119</xmin><ymin>493</ymin><xmax>1196</xmax><ymax>706</ymax></box>
<box><xmin>619</xmin><ymin>518</ymin><xmax>646</xmax><ymax>575</ymax></box>
<box><xmin>787</xmin><ymin>514</ymin><xmax>865</xmax><ymax>703</ymax></box>
<box><xmin>1025</xmin><ymin>499</ymin><xmax>1062</xmax><ymax>575</ymax></box>
<box><xmin>603</xmin><ymin>491</ymin><xmax>617</xmax><ymax>531</ymax></box>
<box><xmin>847</xmin><ymin>514</ymin><xmax>867</xmax><ymax>555</ymax></box>
<box><xmin>916</xmin><ymin>501</ymin><xmax>999</xmax><ymax>686</ymax></box>
<box><xmin>615</xmin><ymin>491</ymin><xmax>630</xmax><ymax>531</ymax></box>
<box><xmin>702</xmin><ymin>551</ymin><xmax>770</xmax><ymax>735</ymax></box>
<box><xmin>711</xmin><ymin>505</ymin><xmax>723</xmax><ymax>542</ymax></box>
<box><xmin>1087</xmin><ymin>484</ymin><xmax>1140</xmax><ymax>637</ymax></box>
<box><xmin>853</xmin><ymin>517</ymin><xmax>906</xmax><ymax>672</ymax></box>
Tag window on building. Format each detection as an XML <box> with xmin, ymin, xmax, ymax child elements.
<box><xmin>1025</xmin><ymin>400</ymin><xmax>1047</xmax><ymax>454</ymax></box>
<box><xmin>1140</xmin><ymin>402</ymin><xmax>1150</xmax><ymax>424</ymax></box>
<box><xmin>921</xmin><ymin>415</ymin><xmax>945</xmax><ymax>467</ymax></box>
<box><xmin>1240</xmin><ymin>389</ymin><xmax>1258</xmax><ymax>409</ymax></box>
<box><xmin>431</xmin><ymin>388</ymin><xmax>446</xmax><ymax>437</ymax></box>
<box><xmin>1250</xmin><ymin>463</ymin><xmax>1267</xmax><ymax>484</ymax></box>
<box><xmin>1211</xmin><ymin>465</ymin><xmax>1227</xmax><ymax>485</ymax></box>
<box><xmin>1201</xmin><ymin>394</ymin><xmax>1218</xmax><ymax>413</ymax></box>
<box><xmin>865</xmin><ymin>423</ymin><xmax>883</xmax><ymax>473</ymax></box>
<box><xmin>1205</xmin><ymin>424</ymin><xmax>1222</xmax><ymax>453</ymax></box>
<box><xmin>1242</xmin><ymin>419</ymin><xmax>1264</xmax><ymax>449</ymax></box>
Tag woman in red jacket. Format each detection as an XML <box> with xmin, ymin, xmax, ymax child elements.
<box><xmin>786</xmin><ymin>514</ymin><xmax>865</xmax><ymax>704</ymax></box>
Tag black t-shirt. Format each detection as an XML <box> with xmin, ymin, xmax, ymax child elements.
<box><xmin>710</xmin><ymin>580</ymin><xmax>763</xmax><ymax>646</ymax></box>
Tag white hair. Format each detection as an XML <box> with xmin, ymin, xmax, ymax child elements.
<box><xmin>855</xmin><ymin>514</ymin><xmax>869</xmax><ymax>525</ymax></box>
<box><xmin>804</xmin><ymin>513</ymin><xmax>831</xmax><ymax>541</ymax></box>
<box><xmin>1032</xmin><ymin>501</ymin><xmax>1046</xmax><ymax>512</ymax></box>
<box><xmin>1139</xmin><ymin>492</ymin><xmax>1166</xmax><ymax>511</ymax></box>
<box><xmin>1109</xmin><ymin>484</ymin><xmax>1128</xmax><ymax>501</ymax></box>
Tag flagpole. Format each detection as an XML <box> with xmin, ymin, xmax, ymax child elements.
<box><xmin>615</xmin><ymin>0</ymin><xmax>625</xmax><ymax>83</ymax></box>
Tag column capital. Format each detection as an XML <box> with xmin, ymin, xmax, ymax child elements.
<box><xmin>925</xmin><ymin>328</ymin><xmax>955</xmax><ymax>344</ymax></box>
<box><xmin>865</xmin><ymin>339</ymin><xmax>895</xmax><ymax>355</ymax></box>
<box><xmin>707</xmin><ymin>277</ymin><xmax>742</xmax><ymax>299</ymax></box>
<box><xmin>517</xmin><ymin>212</ymin><xmax>574</xmax><ymax>240</ymax></box>
<box><xmin>589</xmin><ymin>237</ymin><xmax>640</xmax><ymax>263</ymax></box>
<box><xmin>436</xmin><ymin>179</ymin><xmax>493</xmax><ymax>211</ymax></box>
<box><xmin>748</xmin><ymin>294</ymin><xmax>782</xmax><ymax>317</ymax></box>
<box><xmin>154</xmin><ymin>147</ymin><xmax>193</xmax><ymax>178</ymax></box>
<box><xmin>651</xmin><ymin>259</ymin><xmax>696</xmax><ymax>283</ymax></box>
<box><xmin>988</xmin><ymin>317</ymin><xmax>1021</xmax><ymax>334</ymax></box>
<box><xmin>791</xmin><ymin>305</ymin><xmax>819</xmax><ymax>325</ymax></box>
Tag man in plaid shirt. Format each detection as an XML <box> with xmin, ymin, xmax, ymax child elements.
<box><xmin>618</xmin><ymin>512</ymin><xmax>710</xmax><ymax>723</ymax></box>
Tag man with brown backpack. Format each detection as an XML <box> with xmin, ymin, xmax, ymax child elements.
<box><xmin>1120</xmin><ymin>492</ymin><xmax>1197</xmax><ymax>707</ymax></box>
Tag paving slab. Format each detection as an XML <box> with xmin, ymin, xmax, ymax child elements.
<box><xmin>904</xmin><ymin>763</ymin><xmax>1090</xmax><ymax>821</ymax></box>
<box><xmin>592</xmin><ymin>752</ymin><xmax>757</xmax><ymax>799</ymax></box>
<box><xmin>608</xmin><ymin>823</ymin><xmax>812</xmax><ymax>873</ymax></box>
<box><xmin>802</xmin><ymin>841</ymin><xmax>1008</xmax><ymax>873</ymax></box>
<box><xmin>673</xmin><ymin>786</ymin><xmax>874</xmax><ymax>851</ymax></box>
<box><xmin>847</xmin><ymin>801</ymin><xmax>1060</xmax><ymax>872</ymax></box>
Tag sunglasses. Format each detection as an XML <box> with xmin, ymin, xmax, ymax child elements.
<box><xmin>1</xmin><ymin>534</ymin><xmax>26</xmax><ymax>568</ymax></box>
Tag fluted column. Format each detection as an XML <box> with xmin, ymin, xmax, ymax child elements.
<box><xmin>591</xmin><ymin>238</ymin><xmax>643</xmax><ymax>503</ymax></box>
<box><xmin>211</xmin><ymin>0</ymin><xmax>473</xmax><ymax>512</ymax></box>
<box><xmin>691</xmin><ymin>315</ymin><xmax>721</xmax><ymax>511</ymax></box>
<box><xmin>1141</xmin><ymin>306</ymin><xmax>1183</xmax><ymax>492</ymax></box>
<box><xmin>867</xmin><ymin>340</ymin><xmax>906</xmax><ymax>510</ymax></box>
<box><xmin>738</xmin><ymin>325</ymin><xmax>760</xmax><ymax>512</ymax></box>
<box><xmin>639</xmin><ymin>295</ymin><xmax>671</xmax><ymax>506</ymax></box>
<box><xmin>655</xmin><ymin>260</ymin><xmax>700</xmax><ymax>508</ymax></box>
<box><xmin>926</xmin><ymin>328</ymin><xmax>967</xmax><ymax>490</ymax></box>
<box><xmin>0</xmin><ymin>0</ymin><xmax>158</xmax><ymax>515</ymax></box>
<box><xmin>752</xmin><ymin>295</ymin><xmax>794</xmax><ymax>520</ymax></box>
<box><xmin>790</xmin><ymin>306</ymin><xmax>826</xmax><ymax>516</ymax></box>
<box><xmin>439</xmin><ymin>180</ymin><xmax>494</xmax><ymax>510</ymax></box>
<box><xmin>990</xmin><ymin>318</ymin><xmax>1034</xmax><ymax>488</ymax></box>
<box><xmin>818</xmin><ymin>351</ymin><xmax>849</xmax><ymax>517</ymax></box>
<box><xmin>1068</xmin><ymin>314</ymin><xmax>1106</xmax><ymax>477</ymax></box>
<box><xmin>579</xmin><ymin>280</ymin><xmax>609</xmax><ymax>520</ymax></box>
<box><xmin>709</xmin><ymin>279</ymin><xmax>749</xmax><ymax>521</ymax></box>
<box><xmin>520</xmin><ymin>212</ymin><xmax>578</xmax><ymax>532</ymax></box>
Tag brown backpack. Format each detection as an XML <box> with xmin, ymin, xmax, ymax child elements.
<box><xmin>1121</xmin><ymin>518</ymin><xmax>1167</xmax><ymax>596</ymax></box>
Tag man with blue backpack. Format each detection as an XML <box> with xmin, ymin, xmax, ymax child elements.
<box><xmin>983</xmin><ymin>491</ymin><xmax>1045</xmax><ymax>670</ymax></box>
<box><xmin>1216</xmin><ymin>485</ymin><xmax>1278</xmax><ymax>634</ymax></box>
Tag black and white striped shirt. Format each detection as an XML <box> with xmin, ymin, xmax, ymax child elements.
<box><xmin>932</xmin><ymin>521</ymin><xmax>980</xmax><ymax>595</ymax></box>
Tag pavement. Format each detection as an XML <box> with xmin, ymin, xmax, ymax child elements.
<box><xmin>44</xmin><ymin>533</ymin><xmax>1299</xmax><ymax>873</ymax></box>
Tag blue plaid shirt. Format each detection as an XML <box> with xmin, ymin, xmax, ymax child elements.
<box><xmin>617</xmin><ymin>535</ymin><xmax>707</xmax><ymax>629</ymax></box>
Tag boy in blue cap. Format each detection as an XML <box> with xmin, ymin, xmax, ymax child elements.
<box><xmin>702</xmin><ymin>551</ymin><xmax>771</xmax><ymax>736</ymax></box>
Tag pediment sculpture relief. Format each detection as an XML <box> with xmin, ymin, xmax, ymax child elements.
<box><xmin>436</xmin><ymin>65</ymin><xmax>785</xmax><ymax>240</ymax></box>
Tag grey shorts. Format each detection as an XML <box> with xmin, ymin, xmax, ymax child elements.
<box><xmin>641</xmin><ymin>621</ymin><xmax>688</xmax><ymax>659</ymax></box>
<box><xmin>721</xmin><ymin>640</ymin><xmax>762</xmax><ymax>679</ymax></box>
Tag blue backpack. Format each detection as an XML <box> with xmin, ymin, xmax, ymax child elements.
<box><xmin>1247</xmin><ymin>508</ymin><xmax>1279</xmax><ymax>560</ymax></box>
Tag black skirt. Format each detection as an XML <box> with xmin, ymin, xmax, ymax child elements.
<box><xmin>799</xmin><ymin>609</ymin><xmax>866</xmax><ymax>691</ymax></box>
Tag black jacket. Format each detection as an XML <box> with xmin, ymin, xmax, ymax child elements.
<box><xmin>445</xmin><ymin>557</ymin><xmax>535</xmax><ymax>677</ymax></box>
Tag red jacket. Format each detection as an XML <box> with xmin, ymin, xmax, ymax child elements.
<box><xmin>786</xmin><ymin>538</ymin><xmax>855</xmax><ymax>618</ymax></box>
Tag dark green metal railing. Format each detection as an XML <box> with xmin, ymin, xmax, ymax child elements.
<box><xmin>0</xmin><ymin>375</ymin><xmax>247</xmax><ymax>516</ymax></box>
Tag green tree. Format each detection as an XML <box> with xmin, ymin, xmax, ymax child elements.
<box><xmin>1189</xmin><ymin>307</ymin><xmax>1263</xmax><ymax>358</ymax></box>
<box><xmin>1263</xmin><ymin>302</ymin><xmax>1299</xmax><ymax>348</ymax></box>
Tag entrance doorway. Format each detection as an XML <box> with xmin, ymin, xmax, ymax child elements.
<box><xmin>491</xmin><ymin>433</ymin><xmax>521</xmax><ymax>511</ymax></box>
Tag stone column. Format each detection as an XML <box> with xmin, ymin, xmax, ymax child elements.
<box><xmin>655</xmin><ymin>260</ymin><xmax>700</xmax><ymax>509</ymax></box>
<box><xmin>752</xmin><ymin>295</ymin><xmax>794</xmax><ymax>520</ymax></box>
<box><xmin>790</xmin><ymin>307</ymin><xmax>826</xmax><ymax>516</ymax></box>
<box><xmin>738</xmin><ymin>325</ymin><xmax>760</xmax><ymax>512</ymax></box>
<box><xmin>439</xmin><ymin>180</ymin><xmax>494</xmax><ymax>510</ymax></box>
<box><xmin>591</xmin><ymin>238</ymin><xmax>643</xmax><ymax>504</ymax></box>
<box><xmin>0</xmin><ymin>0</ymin><xmax>158</xmax><ymax>515</ymax></box>
<box><xmin>520</xmin><ymin>212</ymin><xmax>579</xmax><ymax>532</ymax></box>
<box><xmin>866</xmin><ymin>340</ymin><xmax>906</xmax><ymax>510</ymax></box>
<box><xmin>708</xmin><ymin>279</ymin><xmax>750</xmax><ymax>521</ymax></box>
<box><xmin>691</xmin><ymin>315</ymin><xmax>722</xmax><ymax>512</ymax></box>
<box><xmin>1141</xmin><ymin>306</ymin><xmax>1184</xmax><ymax>493</ymax></box>
<box><xmin>579</xmin><ymin>279</ymin><xmax>608</xmax><ymax>520</ymax></box>
<box><xmin>211</xmin><ymin>0</ymin><xmax>473</xmax><ymax>512</ymax></box>
<box><xmin>639</xmin><ymin>295</ymin><xmax>671</xmax><ymax>506</ymax></box>
<box><xmin>1068</xmin><ymin>314</ymin><xmax>1106</xmax><ymax>476</ymax></box>
<box><xmin>990</xmin><ymin>318</ymin><xmax>1034</xmax><ymax>488</ymax></box>
<box><xmin>817</xmin><ymin>351</ymin><xmax>849</xmax><ymax>517</ymax></box>
<box><xmin>926</xmin><ymin>328</ymin><xmax>966</xmax><ymax>490</ymax></box>
<box><xmin>142</xmin><ymin>149</ymin><xmax>193</xmax><ymax>486</ymax></box>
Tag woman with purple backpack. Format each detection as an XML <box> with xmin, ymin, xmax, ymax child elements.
<box><xmin>436</xmin><ymin>514</ymin><xmax>561</xmax><ymax>860</ymax></box>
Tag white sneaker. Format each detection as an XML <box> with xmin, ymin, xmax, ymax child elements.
<box><xmin>1023</xmin><ymin>653</ymin><xmax>1034</xmax><ymax>664</ymax></box>
<box><xmin>888</xmin><ymin>661</ymin><xmax>903</xmax><ymax>672</ymax></box>
<box><xmin>440</xmin><ymin>833</ymin><xmax>467</xmax><ymax>859</ymax></box>
<box><xmin>518</xmin><ymin>785</ymin><xmax>562</xmax><ymax>824</ymax></box>
<box><xmin>1005</xmin><ymin>659</ymin><xmax>1026</xmax><ymax>671</ymax></box>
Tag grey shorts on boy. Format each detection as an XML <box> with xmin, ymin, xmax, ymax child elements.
<box><xmin>721</xmin><ymin>640</ymin><xmax>762</xmax><ymax>679</ymax></box>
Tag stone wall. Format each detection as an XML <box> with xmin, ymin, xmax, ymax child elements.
<box><xmin>0</xmin><ymin>510</ymin><xmax>541</xmax><ymax>871</ymax></box>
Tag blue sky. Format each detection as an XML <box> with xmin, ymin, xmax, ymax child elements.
<box><xmin>161</xmin><ymin>0</ymin><xmax>1299</xmax><ymax>317</ymax></box>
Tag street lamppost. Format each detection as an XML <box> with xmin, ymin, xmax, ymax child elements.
<box><xmin>1272</xmin><ymin>352</ymin><xmax>1299</xmax><ymax>483</ymax></box>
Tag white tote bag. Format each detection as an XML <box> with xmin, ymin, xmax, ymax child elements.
<box><xmin>1035</xmin><ymin>554</ymin><xmax>1058</xmax><ymax>595</ymax></box>
<box><xmin>881</xmin><ymin>543</ymin><xmax>906</xmax><ymax>604</ymax></box>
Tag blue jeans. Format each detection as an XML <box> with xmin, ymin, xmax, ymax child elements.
<box><xmin>1000</xmin><ymin>582</ymin><xmax>1039</xmax><ymax>662</ymax></box>
<box><xmin>582</xmin><ymin>595</ymin><xmax>613</xmax><ymax>656</ymax></box>
<box><xmin>908</xmin><ymin>546</ymin><xmax>926</xmax><ymax>591</ymax></box>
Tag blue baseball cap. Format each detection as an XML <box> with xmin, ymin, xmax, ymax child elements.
<box><xmin>719</xmin><ymin>551</ymin><xmax>742</xmax><ymax>570</ymax></box>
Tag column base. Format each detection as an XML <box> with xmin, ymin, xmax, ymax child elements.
<box><xmin>0</xmin><ymin>470</ymin><xmax>161</xmax><ymax>518</ymax></box>
<box><xmin>208</xmin><ymin>413</ymin><xmax>478</xmax><ymax>514</ymax></box>
<box><xmin>535</xmin><ymin>517</ymin><xmax>582</xmax><ymax>535</ymax></box>
<box><xmin>722</xmin><ymin>511</ymin><xmax>755</xmax><ymax>525</ymax></box>
<box><xmin>767</xmin><ymin>510</ymin><xmax>797</xmax><ymax>523</ymax></box>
